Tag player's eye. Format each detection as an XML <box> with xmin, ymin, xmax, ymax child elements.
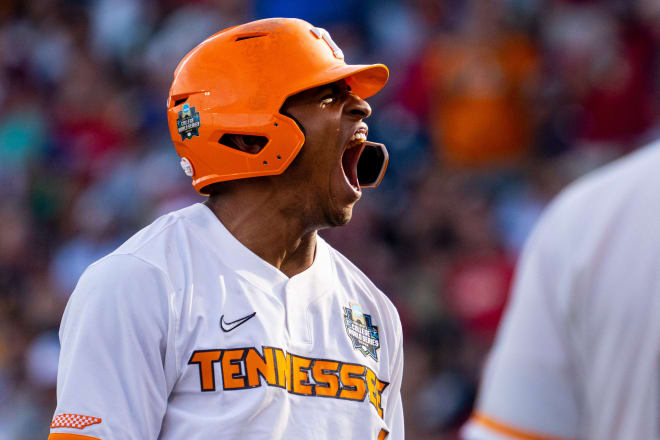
<box><xmin>320</xmin><ymin>94</ymin><xmax>335</xmax><ymax>104</ymax></box>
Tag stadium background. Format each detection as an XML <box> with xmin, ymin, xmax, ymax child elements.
<box><xmin>1</xmin><ymin>0</ymin><xmax>659</xmax><ymax>438</ymax></box>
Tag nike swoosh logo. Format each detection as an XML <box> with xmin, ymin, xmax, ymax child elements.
<box><xmin>220</xmin><ymin>312</ymin><xmax>257</xmax><ymax>333</ymax></box>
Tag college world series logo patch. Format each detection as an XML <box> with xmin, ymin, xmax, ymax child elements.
<box><xmin>343</xmin><ymin>303</ymin><xmax>380</xmax><ymax>361</ymax></box>
<box><xmin>177</xmin><ymin>103</ymin><xmax>200</xmax><ymax>140</ymax></box>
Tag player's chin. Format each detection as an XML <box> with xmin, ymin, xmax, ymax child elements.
<box><xmin>320</xmin><ymin>194</ymin><xmax>354</xmax><ymax>227</ymax></box>
<box><xmin>325</xmin><ymin>173</ymin><xmax>360</xmax><ymax>226</ymax></box>
<box><xmin>326</xmin><ymin>203</ymin><xmax>355</xmax><ymax>227</ymax></box>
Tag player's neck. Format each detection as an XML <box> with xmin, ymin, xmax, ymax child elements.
<box><xmin>203</xmin><ymin>192</ymin><xmax>318</xmax><ymax>278</ymax></box>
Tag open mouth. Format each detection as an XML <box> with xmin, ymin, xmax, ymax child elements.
<box><xmin>341</xmin><ymin>127</ymin><xmax>367</xmax><ymax>193</ymax></box>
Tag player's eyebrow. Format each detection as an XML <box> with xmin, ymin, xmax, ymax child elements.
<box><xmin>318</xmin><ymin>81</ymin><xmax>351</xmax><ymax>99</ymax></box>
<box><xmin>318</xmin><ymin>83</ymin><xmax>339</xmax><ymax>95</ymax></box>
<box><xmin>317</xmin><ymin>85</ymin><xmax>335</xmax><ymax>96</ymax></box>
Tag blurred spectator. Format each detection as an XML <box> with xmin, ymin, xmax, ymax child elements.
<box><xmin>424</xmin><ymin>0</ymin><xmax>539</xmax><ymax>167</ymax></box>
<box><xmin>542</xmin><ymin>1</ymin><xmax>657</xmax><ymax>150</ymax></box>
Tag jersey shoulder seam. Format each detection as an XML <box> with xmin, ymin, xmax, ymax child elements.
<box><xmin>116</xmin><ymin>212</ymin><xmax>187</xmax><ymax>257</ymax></box>
<box><xmin>89</xmin><ymin>252</ymin><xmax>181</xmax><ymax>380</ymax></box>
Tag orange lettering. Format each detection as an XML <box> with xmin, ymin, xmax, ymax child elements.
<box><xmin>245</xmin><ymin>347</ymin><xmax>277</xmax><ymax>387</ymax></box>
<box><xmin>221</xmin><ymin>349</ymin><xmax>246</xmax><ymax>389</ymax></box>
<box><xmin>274</xmin><ymin>348</ymin><xmax>292</xmax><ymax>391</ymax></box>
<box><xmin>312</xmin><ymin>359</ymin><xmax>340</xmax><ymax>398</ymax></box>
<box><xmin>188</xmin><ymin>350</ymin><xmax>222</xmax><ymax>391</ymax></box>
<box><xmin>291</xmin><ymin>355</ymin><xmax>314</xmax><ymax>396</ymax></box>
<box><xmin>366</xmin><ymin>368</ymin><xmax>388</xmax><ymax>418</ymax></box>
<box><xmin>188</xmin><ymin>346</ymin><xmax>389</xmax><ymax>416</ymax></box>
<box><xmin>339</xmin><ymin>363</ymin><xmax>366</xmax><ymax>401</ymax></box>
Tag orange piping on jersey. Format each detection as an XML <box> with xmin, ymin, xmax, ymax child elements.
<box><xmin>472</xmin><ymin>412</ymin><xmax>573</xmax><ymax>440</ymax></box>
<box><xmin>49</xmin><ymin>434</ymin><xmax>100</xmax><ymax>440</ymax></box>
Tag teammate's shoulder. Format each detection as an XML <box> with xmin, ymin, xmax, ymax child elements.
<box><xmin>523</xmin><ymin>141</ymin><xmax>660</xmax><ymax>264</ymax></box>
<box><xmin>538</xmin><ymin>142</ymin><xmax>660</xmax><ymax>227</ymax></box>
<box><xmin>554</xmin><ymin>142</ymin><xmax>660</xmax><ymax>211</ymax></box>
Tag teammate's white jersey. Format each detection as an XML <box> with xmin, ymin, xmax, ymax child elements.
<box><xmin>463</xmin><ymin>141</ymin><xmax>660</xmax><ymax>440</ymax></box>
<box><xmin>49</xmin><ymin>203</ymin><xmax>404</xmax><ymax>440</ymax></box>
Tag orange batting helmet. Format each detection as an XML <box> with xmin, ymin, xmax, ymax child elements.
<box><xmin>167</xmin><ymin>17</ymin><xmax>389</xmax><ymax>195</ymax></box>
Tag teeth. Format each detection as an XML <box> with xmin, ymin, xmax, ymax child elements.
<box><xmin>349</xmin><ymin>132</ymin><xmax>367</xmax><ymax>144</ymax></box>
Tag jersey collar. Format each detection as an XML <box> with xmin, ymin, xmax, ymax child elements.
<box><xmin>188</xmin><ymin>203</ymin><xmax>334</xmax><ymax>294</ymax></box>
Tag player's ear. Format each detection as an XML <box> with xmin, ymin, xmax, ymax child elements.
<box><xmin>220</xmin><ymin>134</ymin><xmax>268</xmax><ymax>154</ymax></box>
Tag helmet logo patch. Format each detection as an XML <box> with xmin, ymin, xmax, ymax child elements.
<box><xmin>310</xmin><ymin>27</ymin><xmax>344</xmax><ymax>60</ymax></box>
<box><xmin>343</xmin><ymin>302</ymin><xmax>380</xmax><ymax>361</ymax></box>
<box><xmin>177</xmin><ymin>103</ymin><xmax>201</xmax><ymax>141</ymax></box>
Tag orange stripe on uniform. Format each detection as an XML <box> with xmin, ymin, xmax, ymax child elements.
<box><xmin>471</xmin><ymin>412</ymin><xmax>572</xmax><ymax>440</ymax></box>
<box><xmin>49</xmin><ymin>434</ymin><xmax>100</xmax><ymax>440</ymax></box>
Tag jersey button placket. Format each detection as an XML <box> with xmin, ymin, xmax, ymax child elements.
<box><xmin>283</xmin><ymin>279</ymin><xmax>312</xmax><ymax>346</ymax></box>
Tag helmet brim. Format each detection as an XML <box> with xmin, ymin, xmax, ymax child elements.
<box><xmin>331</xmin><ymin>63</ymin><xmax>389</xmax><ymax>99</ymax></box>
<box><xmin>288</xmin><ymin>63</ymin><xmax>389</xmax><ymax>101</ymax></box>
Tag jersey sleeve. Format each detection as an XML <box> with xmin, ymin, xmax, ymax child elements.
<box><xmin>461</xmin><ymin>209</ymin><xmax>581</xmax><ymax>440</ymax></box>
<box><xmin>49</xmin><ymin>254</ymin><xmax>177</xmax><ymax>440</ymax></box>
<box><xmin>383</xmin><ymin>311</ymin><xmax>404</xmax><ymax>439</ymax></box>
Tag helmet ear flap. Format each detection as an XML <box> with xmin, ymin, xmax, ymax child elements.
<box><xmin>176</xmin><ymin>112</ymin><xmax>305</xmax><ymax>193</ymax></box>
<box><xmin>278</xmin><ymin>110</ymin><xmax>306</xmax><ymax>138</ymax></box>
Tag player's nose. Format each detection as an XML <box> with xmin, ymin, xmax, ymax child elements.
<box><xmin>344</xmin><ymin>93</ymin><xmax>371</xmax><ymax>120</ymax></box>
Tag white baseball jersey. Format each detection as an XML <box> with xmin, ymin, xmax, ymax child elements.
<box><xmin>49</xmin><ymin>203</ymin><xmax>404</xmax><ymax>440</ymax></box>
<box><xmin>463</xmin><ymin>141</ymin><xmax>660</xmax><ymax>440</ymax></box>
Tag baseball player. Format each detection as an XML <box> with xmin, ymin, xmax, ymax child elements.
<box><xmin>49</xmin><ymin>18</ymin><xmax>403</xmax><ymax>440</ymax></box>
<box><xmin>461</xmin><ymin>139</ymin><xmax>660</xmax><ymax>440</ymax></box>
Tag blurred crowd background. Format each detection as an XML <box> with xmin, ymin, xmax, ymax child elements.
<box><xmin>1</xmin><ymin>0</ymin><xmax>659</xmax><ymax>438</ymax></box>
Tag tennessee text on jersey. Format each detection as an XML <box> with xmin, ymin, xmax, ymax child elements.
<box><xmin>188</xmin><ymin>345</ymin><xmax>389</xmax><ymax>418</ymax></box>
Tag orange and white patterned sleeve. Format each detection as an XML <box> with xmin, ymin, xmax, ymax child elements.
<box><xmin>49</xmin><ymin>254</ymin><xmax>176</xmax><ymax>440</ymax></box>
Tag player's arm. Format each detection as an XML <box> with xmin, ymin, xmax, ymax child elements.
<box><xmin>461</xmin><ymin>206</ymin><xmax>581</xmax><ymax>440</ymax></box>
<box><xmin>49</xmin><ymin>254</ymin><xmax>176</xmax><ymax>440</ymax></box>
